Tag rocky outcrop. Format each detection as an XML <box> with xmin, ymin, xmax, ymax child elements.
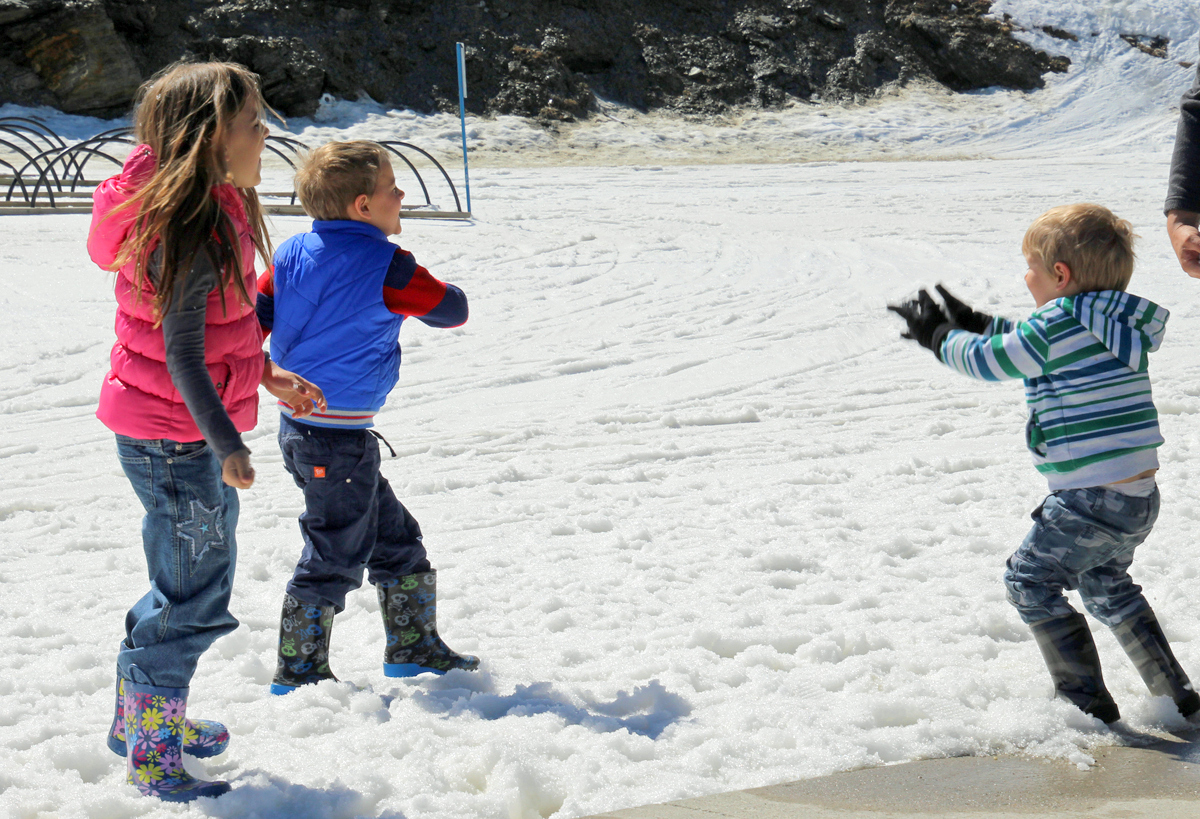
<box><xmin>0</xmin><ymin>0</ymin><xmax>1071</xmax><ymax>121</ymax></box>
<box><xmin>2</xmin><ymin>0</ymin><xmax>141</xmax><ymax>115</ymax></box>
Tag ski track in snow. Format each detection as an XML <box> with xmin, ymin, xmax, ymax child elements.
<box><xmin>3</xmin><ymin>3</ymin><xmax>1200</xmax><ymax>818</ymax></box>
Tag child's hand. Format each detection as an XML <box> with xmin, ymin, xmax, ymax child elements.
<box><xmin>888</xmin><ymin>290</ymin><xmax>951</xmax><ymax>360</ymax></box>
<box><xmin>262</xmin><ymin>361</ymin><xmax>328</xmax><ymax>419</ymax></box>
<box><xmin>223</xmin><ymin>451</ymin><xmax>255</xmax><ymax>489</ymax></box>
<box><xmin>935</xmin><ymin>284</ymin><xmax>993</xmax><ymax>333</ymax></box>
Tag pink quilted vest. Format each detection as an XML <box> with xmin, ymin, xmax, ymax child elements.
<box><xmin>90</xmin><ymin>144</ymin><xmax>264</xmax><ymax>443</ymax></box>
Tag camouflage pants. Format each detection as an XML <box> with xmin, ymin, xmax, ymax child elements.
<box><xmin>1004</xmin><ymin>485</ymin><xmax>1158</xmax><ymax>627</ymax></box>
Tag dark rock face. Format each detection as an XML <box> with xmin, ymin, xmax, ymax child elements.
<box><xmin>0</xmin><ymin>0</ymin><xmax>1070</xmax><ymax>121</ymax></box>
<box><xmin>2</xmin><ymin>0</ymin><xmax>141</xmax><ymax>116</ymax></box>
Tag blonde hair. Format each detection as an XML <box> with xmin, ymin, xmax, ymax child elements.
<box><xmin>110</xmin><ymin>61</ymin><xmax>274</xmax><ymax>318</ymax></box>
<box><xmin>294</xmin><ymin>141</ymin><xmax>389</xmax><ymax>221</ymax></box>
<box><xmin>1022</xmin><ymin>204</ymin><xmax>1136</xmax><ymax>292</ymax></box>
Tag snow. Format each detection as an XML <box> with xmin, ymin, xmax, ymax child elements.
<box><xmin>2</xmin><ymin>2</ymin><xmax>1200</xmax><ymax>817</ymax></box>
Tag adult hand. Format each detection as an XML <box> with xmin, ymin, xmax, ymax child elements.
<box><xmin>262</xmin><ymin>360</ymin><xmax>327</xmax><ymax>419</ymax></box>
<box><xmin>1168</xmin><ymin>210</ymin><xmax>1200</xmax><ymax>278</ymax></box>
<box><xmin>222</xmin><ymin>450</ymin><xmax>255</xmax><ymax>488</ymax></box>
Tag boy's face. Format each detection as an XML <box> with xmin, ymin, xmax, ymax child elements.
<box><xmin>1025</xmin><ymin>254</ymin><xmax>1069</xmax><ymax>307</ymax></box>
<box><xmin>351</xmin><ymin>156</ymin><xmax>404</xmax><ymax>235</ymax></box>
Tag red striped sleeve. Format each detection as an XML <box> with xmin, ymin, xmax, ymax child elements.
<box><xmin>383</xmin><ymin>250</ymin><xmax>448</xmax><ymax>317</ymax></box>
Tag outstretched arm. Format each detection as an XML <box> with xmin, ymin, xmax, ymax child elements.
<box><xmin>889</xmin><ymin>286</ymin><xmax>1037</xmax><ymax>381</ymax></box>
<box><xmin>383</xmin><ymin>249</ymin><xmax>468</xmax><ymax>328</ymax></box>
<box><xmin>939</xmin><ymin>318</ymin><xmax>1047</xmax><ymax>381</ymax></box>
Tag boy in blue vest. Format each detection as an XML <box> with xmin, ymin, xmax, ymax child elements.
<box><xmin>256</xmin><ymin>140</ymin><xmax>478</xmax><ymax>693</ymax></box>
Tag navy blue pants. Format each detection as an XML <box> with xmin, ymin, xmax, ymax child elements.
<box><xmin>279</xmin><ymin>415</ymin><xmax>431</xmax><ymax>611</ymax></box>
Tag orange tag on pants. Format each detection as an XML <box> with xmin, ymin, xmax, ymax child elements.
<box><xmin>313</xmin><ymin>466</ymin><xmax>326</xmax><ymax>478</ymax></box>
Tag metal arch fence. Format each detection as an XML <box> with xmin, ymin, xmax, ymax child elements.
<box><xmin>0</xmin><ymin>121</ymin><xmax>470</xmax><ymax>219</ymax></box>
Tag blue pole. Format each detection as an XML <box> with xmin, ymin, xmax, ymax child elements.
<box><xmin>456</xmin><ymin>42</ymin><xmax>471</xmax><ymax>214</ymax></box>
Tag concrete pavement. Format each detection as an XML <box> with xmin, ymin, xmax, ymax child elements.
<box><xmin>581</xmin><ymin>728</ymin><xmax>1200</xmax><ymax>818</ymax></box>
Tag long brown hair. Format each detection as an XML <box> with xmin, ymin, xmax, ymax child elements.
<box><xmin>110</xmin><ymin>61</ymin><xmax>274</xmax><ymax>317</ymax></box>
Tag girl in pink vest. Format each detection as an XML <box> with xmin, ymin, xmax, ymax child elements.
<box><xmin>88</xmin><ymin>61</ymin><xmax>324</xmax><ymax>802</ymax></box>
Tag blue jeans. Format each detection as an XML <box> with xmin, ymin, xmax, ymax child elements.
<box><xmin>115</xmin><ymin>436</ymin><xmax>239</xmax><ymax>688</ymax></box>
<box><xmin>1004</xmin><ymin>486</ymin><xmax>1158</xmax><ymax>627</ymax></box>
<box><xmin>279</xmin><ymin>415</ymin><xmax>430</xmax><ymax>611</ymax></box>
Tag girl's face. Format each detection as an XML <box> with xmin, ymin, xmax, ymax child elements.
<box><xmin>223</xmin><ymin>99</ymin><xmax>268</xmax><ymax>188</ymax></box>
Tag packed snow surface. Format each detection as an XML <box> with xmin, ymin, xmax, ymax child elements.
<box><xmin>2</xmin><ymin>2</ymin><xmax>1200</xmax><ymax>817</ymax></box>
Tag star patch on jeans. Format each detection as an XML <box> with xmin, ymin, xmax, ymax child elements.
<box><xmin>176</xmin><ymin>500</ymin><xmax>225</xmax><ymax>564</ymax></box>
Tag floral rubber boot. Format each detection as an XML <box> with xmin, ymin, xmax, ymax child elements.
<box><xmin>270</xmin><ymin>594</ymin><xmax>337</xmax><ymax>695</ymax></box>
<box><xmin>377</xmin><ymin>569</ymin><xmax>479</xmax><ymax>677</ymax></box>
<box><xmin>108</xmin><ymin>677</ymin><xmax>229</xmax><ymax>757</ymax></box>
<box><xmin>123</xmin><ymin>681</ymin><xmax>230</xmax><ymax>802</ymax></box>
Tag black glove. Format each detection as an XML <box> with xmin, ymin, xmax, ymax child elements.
<box><xmin>888</xmin><ymin>289</ymin><xmax>952</xmax><ymax>361</ymax></box>
<box><xmin>935</xmin><ymin>284</ymin><xmax>993</xmax><ymax>334</ymax></box>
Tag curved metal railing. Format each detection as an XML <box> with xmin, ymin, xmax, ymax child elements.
<box><xmin>0</xmin><ymin>121</ymin><xmax>469</xmax><ymax>219</ymax></box>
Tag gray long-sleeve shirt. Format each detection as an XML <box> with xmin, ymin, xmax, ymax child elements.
<box><xmin>1166</xmin><ymin>52</ymin><xmax>1200</xmax><ymax>214</ymax></box>
<box><xmin>156</xmin><ymin>247</ymin><xmax>252</xmax><ymax>464</ymax></box>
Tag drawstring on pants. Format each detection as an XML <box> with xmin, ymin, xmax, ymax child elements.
<box><xmin>369</xmin><ymin>429</ymin><xmax>397</xmax><ymax>458</ymax></box>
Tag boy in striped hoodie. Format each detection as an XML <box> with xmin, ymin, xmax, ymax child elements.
<box><xmin>891</xmin><ymin>203</ymin><xmax>1198</xmax><ymax>724</ymax></box>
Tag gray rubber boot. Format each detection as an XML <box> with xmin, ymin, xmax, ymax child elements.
<box><xmin>1029</xmin><ymin>612</ymin><xmax>1120</xmax><ymax>723</ymax></box>
<box><xmin>270</xmin><ymin>594</ymin><xmax>338</xmax><ymax>695</ymax></box>
<box><xmin>377</xmin><ymin>569</ymin><xmax>479</xmax><ymax>677</ymax></box>
<box><xmin>1111</xmin><ymin>609</ymin><xmax>1200</xmax><ymax>718</ymax></box>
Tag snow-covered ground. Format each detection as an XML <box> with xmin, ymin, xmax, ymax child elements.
<box><xmin>2</xmin><ymin>2</ymin><xmax>1200</xmax><ymax>818</ymax></box>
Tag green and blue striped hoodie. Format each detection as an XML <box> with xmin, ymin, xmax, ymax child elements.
<box><xmin>939</xmin><ymin>291</ymin><xmax>1168</xmax><ymax>490</ymax></box>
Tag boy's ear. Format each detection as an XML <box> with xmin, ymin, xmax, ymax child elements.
<box><xmin>1052</xmin><ymin>261</ymin><xmax>1073</xmax><ymax>291</ymax></box>
<box><xmin>348</xmin><ymin>193</ymin><xmax>370</xmax><ymax>220</ymax></box>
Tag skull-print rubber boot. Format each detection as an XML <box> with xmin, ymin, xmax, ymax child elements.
<box><xmin>123</xmin><ymin>681</ymin><xmax>230</xmax><ymax>802</ymax></box>
<box><xmin>1030</xmin><ymin>612</ymin><xmax>1120</xmax><ymax>723</ymax></box>
<box><xmin>1111</xmin><ymin>608</ymin><xmax>1200</xmax><ymax>718</ymax></box>
<box><xmin>108</xmin><ymin>677</ymin><xmax>229</xmax><ymax>757</ymax></box>
<box><xmin>377</xmin><ymin>570</ymin><xmax>479</xmax><ymax>677</ymax></box>
<box><xmin>270</xmin><ymin>594</ymin><xmax>338</xmax><ymax>695</ymax></box>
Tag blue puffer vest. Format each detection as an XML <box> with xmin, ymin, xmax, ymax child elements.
<box><xmin>270</xmin><ymin>221</ymin><xmax>404</xmax><ymax>426</ymax></box>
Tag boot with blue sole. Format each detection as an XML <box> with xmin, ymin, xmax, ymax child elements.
<box><xmin>377</xmin><ymin>570</ymin><xmax>479</xmax><ymax>677</ymax></box>
<box><xmin>270</xmin><ymin>594</ymin><xmax>338</xmax><ymax>695</ymax></box>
